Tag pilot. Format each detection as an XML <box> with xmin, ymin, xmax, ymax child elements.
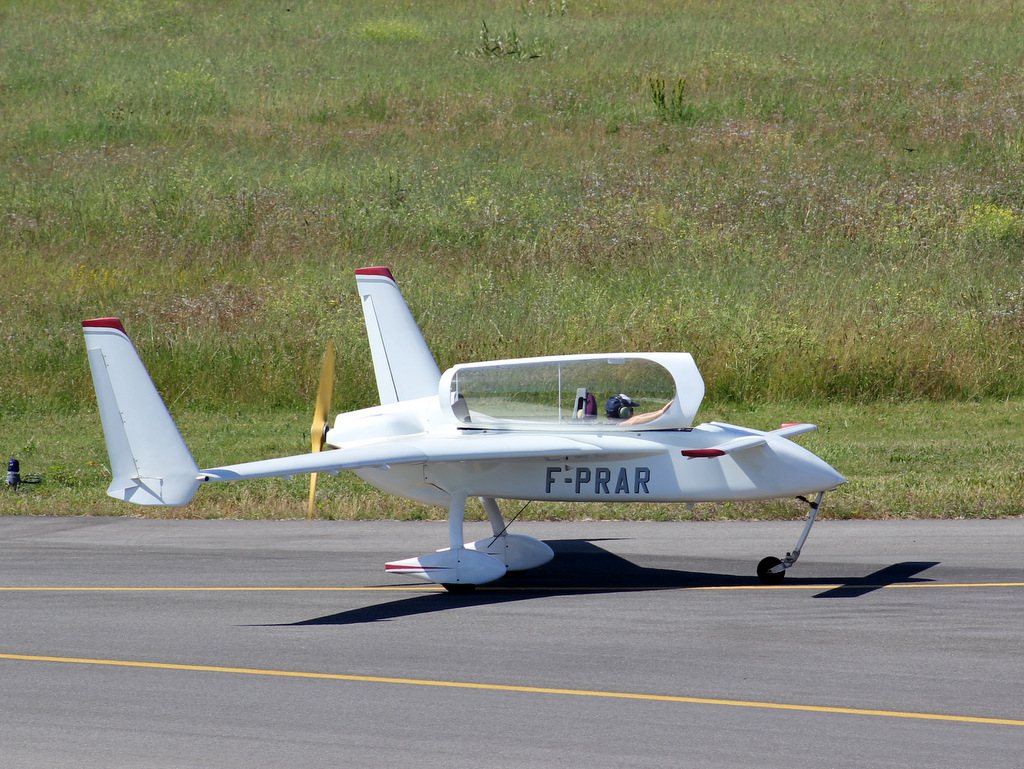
<box><xmin>606</xmin><ymin>394</ymin><xmax>674</xmax><ymax>426</ymax></box>
<box><xmin>605</xmin><ymin>393</ymin><xmax>636</xmax><ymax>420</ymax></box>
<box><xmin>620</xmin><ymin>399</ymin><xmax>673</xmax><ymax>426</ymax></box>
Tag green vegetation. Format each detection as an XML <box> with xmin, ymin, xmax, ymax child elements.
<box><xmin>5</xmin><ymin>400</ymin><xmax>1024</xmax><ymax>520</ymax></box>
<box><xmin>2</xmin><ymin>0</ymin><xmax>1023</xmax><ymax>519</ymax></box>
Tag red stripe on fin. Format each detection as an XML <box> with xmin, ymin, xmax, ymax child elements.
<box><xmin>82</xmin><ymin>318</ymin><xmax>126</xmax><ymax>333</ymax></box>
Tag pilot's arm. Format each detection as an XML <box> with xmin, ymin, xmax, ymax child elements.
<box><xmin>620</xmin><ymin>399</ymin><xmax>673</xmax><ymax>427</ymax></box>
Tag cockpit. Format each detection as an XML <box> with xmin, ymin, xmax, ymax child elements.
<box><xmin>438</xmin><ymin>353</ymin><xmax>705</xmax><ymax>431</ymax></box>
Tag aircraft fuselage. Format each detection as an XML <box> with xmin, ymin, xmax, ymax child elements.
<box><xmin>352</xmin><ymin>423</ymin><xmax>843</xmax><ymax>507</ymax></box>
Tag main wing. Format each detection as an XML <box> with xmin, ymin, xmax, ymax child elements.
<box><xmin>198</xmin><ymin>433</ymin><xmax>663</xmax><ymax>483</ymax></box>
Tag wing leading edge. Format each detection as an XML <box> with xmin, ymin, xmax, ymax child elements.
<box><xmin>198</xmin><ymin>433</ymin><xmax>664</xmax><ymax>483</ymax></box>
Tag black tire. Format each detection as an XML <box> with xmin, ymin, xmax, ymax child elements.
<box><xmin>757</xmin><ymin>556</ymin><xmax>786</xmax><ymax>585</ymax></box>
<box><xmin>442</xmin><ymin>583</ymin><xmax>477</xmax><ymax>594</ymax></box>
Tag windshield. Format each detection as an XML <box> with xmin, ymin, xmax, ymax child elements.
<box><xmin>447</xmin><ymin>357</ymin><xmax>678</xmax><ymax>427</ymax></box>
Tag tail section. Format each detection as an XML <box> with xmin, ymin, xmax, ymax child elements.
<box><xmin>82</xmin><ymin>319</ymin><xmax>200</xmax><ymax>506</ymax></box>
<box><xmin>355</xmin><ymin>267</ymin><xmax>442</xmax><ymax>404</ymax></box>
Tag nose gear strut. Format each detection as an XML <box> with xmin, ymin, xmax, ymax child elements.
<box><xmin>756</xmin><ymin>491</ymin><xmax>825</xmax><ymax>585</ymax></box>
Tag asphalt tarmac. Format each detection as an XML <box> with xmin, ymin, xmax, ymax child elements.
<box><xmin>1</xmin><ymin>516</ymin><xmax>1021</xmax><ymax>768</ymax></box>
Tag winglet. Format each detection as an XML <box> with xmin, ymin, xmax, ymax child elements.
<box><xmin>682</xmin><ymin>422</ymin><xmax>819</xmax><ymax>460</ymax></box>
<box><xmin>355</xmin><ymin>267</ymin><xmax>442</xmax><ymax>404</ymax></box>
<box><xmin>771</xmin><ymin>423</ymin><xmax>818</xmax><ymax>438</ymax></box>
<box><xmin>681</xmin><ymin>434</ymin><xmax>767</xmax><ymax>458</ymax></box>
<box><xmin>82</xmin><ymin>319</ymin><xmax>200</xmax><ymax>506</ymax></box>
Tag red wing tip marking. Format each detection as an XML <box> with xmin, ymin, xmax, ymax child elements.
<box><xmin>681</xmin><ymin>448</ymin><xmax>726</xmax><ymax>459</ymax></box>
<box><xmin>355</xmin><ymin>266</ymin><xmax>395</xmax><ymax>281</ymax></box>
<box><xmin>82</xmin><ymin>317</ymin><xmax>126</xmax><ymax>333</ymax></box>
<box><xmin>385</xmin><ymin>564</ymin><xmax>454</xmax><ymax>572</ymax></box>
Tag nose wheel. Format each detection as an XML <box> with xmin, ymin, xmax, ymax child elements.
<box><xmin>755</xmin><ymin>491</ymin><xmax>826</xmax><ymax>584</ymax></box>
<box><xmin>757</xmin><ymin>556</ymin><xmax>786</xmax><ymax>585</ymax></box>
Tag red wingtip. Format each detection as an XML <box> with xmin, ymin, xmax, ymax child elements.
<box><xmin>82</xmin><ymin>318</ymin><xmax>126</xmax><ymax>333</ymax></box>
<box><xmin>355</xmin><ymin>266</ymin><xmax>395</xmax><ymax>280</ymax></box>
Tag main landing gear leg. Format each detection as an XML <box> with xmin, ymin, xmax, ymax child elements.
<box><xmin>442</xmin><ymin>493</ymin><xmax>476</xmax><ymax>593</ymax></box>
<box><xmin>385</xmin><ymin>493</ymin><xmax>506</xmax><ymax>591</ymax></box>
<box><xmin>756</xmin><ymin>491</ymin><xmax>825</xmax><ymax>585</ymax></box>
<box><xmin>468</xmin><ymin>497</ymin><xmax>555</xmax><ymax>573</ymax></box>
<box><xmin>480</xmin><ymin>496</ymin><xmax>507</xmax><ymax>538</ymax></box>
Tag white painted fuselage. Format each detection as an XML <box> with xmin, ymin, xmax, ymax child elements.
<box><xmin>330</xmin><ymin>397</ymin><xmax>844</xmax><ymax>507</ymax></box>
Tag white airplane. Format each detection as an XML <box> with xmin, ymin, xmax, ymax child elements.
<box><xmin>82</xmin><ymin>267</ymin><xmax>845</xmax><ymax>591</ymax></box>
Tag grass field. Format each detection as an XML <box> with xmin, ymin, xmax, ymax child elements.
<box><xmin>2</xmin><ymin>1</ymin><xmax>1023</xmax><ymax>519</ymax></box>
<box><xmin>6</xmin><ymin>398</ymin><xmax>1024</xmax><ymax>521</ymax></box>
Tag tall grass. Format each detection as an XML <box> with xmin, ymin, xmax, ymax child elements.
<box><xmin>2</xmin><ymin>0</ymin><xmax>1024</xmax><ymax>415</ymax></box>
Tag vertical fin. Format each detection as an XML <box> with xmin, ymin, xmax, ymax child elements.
<box><xmin>82</xmin><ymin>319</ymin><xmax>200</xmax><ymax>506</ymax></box>
<box><xmin>355</xmin><ymin>267</ymin><xmax>442</xmax><ymax>404</ymax></box>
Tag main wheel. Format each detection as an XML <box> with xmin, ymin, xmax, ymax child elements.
<box><xmin>442</xmin><ymin>583</ymin><xmax>477</xmax><ymax>594</ymax></box>
<box><xmin>756</xmin><ymin>556</ymin><xmax>786</xmax><ymax>585</ymax></box>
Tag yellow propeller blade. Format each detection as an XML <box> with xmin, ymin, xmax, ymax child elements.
<box><xmin>308</xmin><ymin>340</ymin><xmax>335</xmax><ymax>520</ymax></box>
<box><xmin>307</xmin><ymin>472</ymin><xmax>319</xmax><ymax>520</ymax></box>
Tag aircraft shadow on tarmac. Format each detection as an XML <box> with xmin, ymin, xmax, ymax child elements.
<box><xmin>276</xmin><ymin>540</ymin><xmax>940</xmax><ymax>626</ymax></box>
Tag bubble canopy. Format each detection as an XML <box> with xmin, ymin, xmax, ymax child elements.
<box><xmin>439</xmin><ymin>353</ymin><xmax>705</xmax><ymax>431</ymax></box>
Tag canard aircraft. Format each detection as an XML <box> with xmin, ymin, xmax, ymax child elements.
<box><xmin>82</xmin><ymin>267</ymin><xmax>845</xmax><ymax>591</ymax></box>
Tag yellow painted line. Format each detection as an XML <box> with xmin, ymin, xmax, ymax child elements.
<box><xmin>1</xmin><ymin>653</ymin><xmax>1021</xmax><ymax>727</ymax></box>
<box><xmin>665</xmin><ymin>582</ymin><xmax>1024</xmax><ymax>592</ymax></box>
<box><xmin>0</xmin><ymin>586</ymin><xmax>436</xmax><ymax>592</ymax></box>
<box><xmin>886</xmin><ymin>582</ymin><xmax>1024</xmax><ymax>589</ymax></box>
<box><xmin>0</xmin><ymin>583</ymin><xmax>1022</xmax><ymax>592</ymax></box>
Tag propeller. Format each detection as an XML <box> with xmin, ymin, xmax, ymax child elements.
<box><xmin>308</xmin><ymin>340</ymin><xmax>335</xmax><ymax>520</ymax></box>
